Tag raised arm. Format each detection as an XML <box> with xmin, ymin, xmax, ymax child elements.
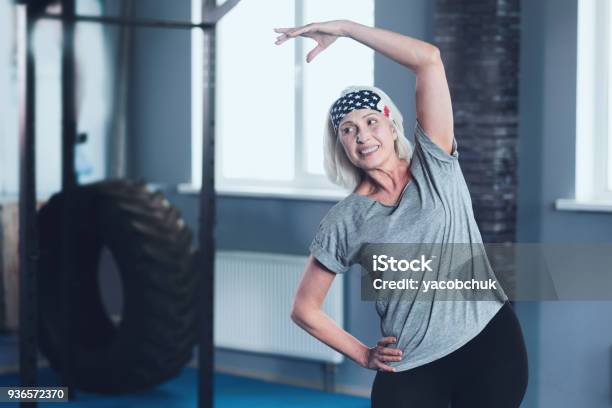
<box><xmin>275</xmin><ymin>19</ymin><xmax>455</xmax><ymax>155</ymax></box>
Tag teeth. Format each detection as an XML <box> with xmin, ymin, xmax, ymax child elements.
<box><xmin>360</xmin><ymin>145</ymin><xmax>379</xmax><ymax>155</ymax></box>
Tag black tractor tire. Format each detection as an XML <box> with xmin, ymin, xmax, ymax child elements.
<box><xmin>37</xmin><ymin>179</ymin><xmax>200</xmax><ymax>394</ymax></box>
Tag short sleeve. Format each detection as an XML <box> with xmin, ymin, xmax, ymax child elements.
<box><xmin>414</xmin><ymin>120</ymin><xmax>459</xmax><ymax>164</ymax></box>
<box><xmin>309</xmin><ymin>219</ymin><xmax>350</xmax><ymax>275</ymax></box>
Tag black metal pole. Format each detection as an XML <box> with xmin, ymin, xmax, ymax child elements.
<box><xmin>60</xmin><ymin>0</ymin><xmax>77</xmax><ymax>400</ymax></box>
<box><xmin>197</xmin><ymin>22</ymin><xmax>216</xmax><ymax>408</ymax></box>
<box><xmin>195</xmin><ymin>3</ymin><xmax>239</xmax><ymax>406</ymax></box>
<box><xmin>17</xmin><ymin>2</ymin><xmax>38</xmax><ymax>407</ymax></box>
<box><xmin>61</xmin><ymin>0</ymin><xmax>77</xmax><ymax>188</ymax></box>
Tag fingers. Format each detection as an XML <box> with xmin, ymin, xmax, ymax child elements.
<box><xmin>375</xmin><ymin>346</ymin><xmax>402</xmax><ymax>363</ymax></box>
<box><xmin>376</xmin><ymin>362</ymin><xmax>396</xmax><ymax>372</ymax></box>
<box><xmin>274</xmin><ymin>28</ymin><xmax>290</xmax><ymax>45</ymax></box>
<box><xmin>273</xmin><ymin>24</ymin><xmax>314</xmax><ymax>45</ymax></box>
<box><xmin>274</xmin><ymin>34</ymin><xmax>288</xmax><ymax>46</ymax></box>
<box><xmin>306</xmin><ymin>45</ymin><xmax>324</xmax><ymax>63</ymax></box>
<box><xmin>374</xmin><ymin>336</ymin><xmax>403</xmax><ymax>367</ymax></box>
<box><xmin>287</xmin><ymin>24</ymin><xmax>313</xmax><ymax>38</ymax></box>
<box><xmin>367</xmin><ymin>338</ymin><xmax>404</xmax><ymax>372</ymax></box>
<box><xmin>377</xmin><ymin>336</ymin><xmax>397</xmax><ymax>347</ymax></box>
<box><xmin>275</xmin><ymin>31</ymin><xmax>298</xmax><ymax>46</ymax></box>
<box><xmin>380</xmin><ymin>347</ymin><xmax>402</xmax><ymax>357</ymax></box>
<box><xmin>273</xmin><ymin>27</ymin><xmax>300</xmax><ymax>38</ymax></box>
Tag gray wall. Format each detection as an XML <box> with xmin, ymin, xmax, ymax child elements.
<box><xmin>126</xmin><ymin>0</ymin><xmax>612</xmax><ymax>405</ymax></box>
<box><xmin>128</xmin><ymin>0</ymin><xmax>192</xmax><ymax>183</ymax></box>
<box><xmin>517</xmin><ymin>0</ymin><xmax>612</xmax><ymax>407</ymax></box>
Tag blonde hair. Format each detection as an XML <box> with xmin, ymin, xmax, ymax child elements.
<box><xmin>323</xmin><ymin>85</ymin><xmax>413</xmax><ymax>191</ymax></box>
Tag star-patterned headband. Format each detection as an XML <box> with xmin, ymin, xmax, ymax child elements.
<box><xmin>330</xmin><ymin>89</ymin><xmax>391</xmax><ymax>132</ymax></box>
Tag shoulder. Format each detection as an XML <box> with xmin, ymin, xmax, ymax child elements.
<box><xmin>413</xmin><ymin>120</ymin><xmax>459</xmax><ymax>164</ymax></box>
<box><xmin>315</xmin><ymin>194</ymin><xmax>370</xmax><ymax>240</ymax></box>
<box><xmin>321</xmin><ymin>194</ymin><xmax>369</xmax><ymax>225</ymax></box>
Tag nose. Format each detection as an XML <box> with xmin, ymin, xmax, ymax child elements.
<box><xmin>356</xmin><ymin>131</ymin><xmax>371</xmax><ymax>144</ymax></box>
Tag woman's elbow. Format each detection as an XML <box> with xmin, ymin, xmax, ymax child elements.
<box><xmin>290</xmin><ymin>305</ymin><xmax>301</xmax><ymax>323</ymax></box>
<box><xmin>427</xmin><ymin>45</ymin><xmax>441</xmax><ymax>66</ymax></box>
<box><xmin>415</xmin><ymin>45</ymin><xmax>442</xmax><ymax>74</ymax></box>
<box><xmin>290</xmin><ymin>303</ymin><xmax>316</xmax><ymax>327</ymax></box>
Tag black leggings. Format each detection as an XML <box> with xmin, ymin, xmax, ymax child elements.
<box><xmin>371</xmin><ymin>302</ymin><xmax>528</xmax><ymax>408</ymax></box>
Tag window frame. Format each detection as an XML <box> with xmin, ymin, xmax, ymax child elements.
<box><xmin>574</xmin><ymin>0</ymin><xmax>612</xmax><ymax>202</ymax></box>
<box><xmin>186</xmin><ymin>0</ymin><xmax>376</xmax><ymax>200</ymax></box>
<box><xmin>557</xmin><ymin>0</ymin><xmax>612</xmax><ymax>212</ymax></box>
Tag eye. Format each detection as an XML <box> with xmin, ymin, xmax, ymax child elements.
<box><xmin>341</xmin><ymin>126</ymin><xmax>355</xmax><ymax>135</ymax></box>
<box><xmin>368</xmin><ymin>118</ymin><xmax>378</xmax><ymax>125</ymax></box>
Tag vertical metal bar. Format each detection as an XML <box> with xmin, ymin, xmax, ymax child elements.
<box><xmin>195</xmin><ymin>4</ymin><xmax>240</xmax><ymax>405</ymax></box>
<box><xmin>197</xmin><ymin>4</ymin><xmax>216</xmax><ymax>407</ymax></box>
<box><xmin>323</xmin><ymin>363</ymin><xmax>336</xmax><ymax>393</ymax></box>
<box><xmin>61</xmin><ymin>0</ymin><xmax>77</xmax><ymax>187</ymax></box>
<box><xmin>17</xmin><ymin>3</ymin><xmax>38</xmax><ymax>407</ymax></box>
<box><xmin>0</xmin><ymin>206</ymin><xmax>6</xmax><ymax>331</ymax></box>
<box><xmin>60</xmin><ymin>0</ymin><xmax>77</xmax><ymax>400</ymax></box>
<box><xmin>294</xmin><ymin>0</ymin><xmax>305</xmax><ymax>185</ymax></box>
<box><xmin>196</xmin><ymin>3</ymin><xmax>235</xmax><ymax>406</ymax></box>
<box><xmin>108</xmin><ymin>0</ymin><xmax>133</xmax><ymax>179</ymax></box>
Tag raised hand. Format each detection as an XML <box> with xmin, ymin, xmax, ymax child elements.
<box><xmin>274</xmin><ymin>20</ymin><xmax>348</xmax><ymax>63</ymax></box>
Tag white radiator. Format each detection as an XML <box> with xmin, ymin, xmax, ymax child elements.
<box><xmin>214</xmin><ymin>251</ymin><xmax>344</xmax><ymax>364</ymax></box>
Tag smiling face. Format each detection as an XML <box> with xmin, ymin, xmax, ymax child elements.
<box><xmin>337</xmin><ymin>109</ymin><xmax>398</xmax><ymax>171</ymax></box>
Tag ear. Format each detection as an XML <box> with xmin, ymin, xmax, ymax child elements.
<box><xmin>391</xmin><ymin>124</ymin><xmax>397</xmax><ymax>140</ymax></box>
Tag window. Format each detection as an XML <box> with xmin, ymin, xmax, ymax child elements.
<box><xmin>189</xmin><ymin>0</ymin><xmax>374</xmax><ymax>200</ymax></box>
<box><xmin>0</xmin><ymin>0</ymin><xmax>109</xmax><ymax>198</ymax></box>
<box><xmin>563</xmin><ymin>0</ymin><xmax>612</xmax><ymax>210</ymax></box>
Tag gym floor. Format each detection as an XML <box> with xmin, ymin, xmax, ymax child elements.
<box><xmin>0</xmin><ymin>335</ymin><xmax>369</xmax><ymax>407</ymax></box>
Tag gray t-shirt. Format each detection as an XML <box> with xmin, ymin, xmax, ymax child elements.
<box><xmin>309</xmin><ymin>120</ymin><xmax>508</xmax><ymax>371</ymax></box>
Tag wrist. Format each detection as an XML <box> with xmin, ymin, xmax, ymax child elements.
<box><xmin>357</xmin><ymin>345</ymin><xmax>370</xmax><ymax>368</ymax></box>
<box><xmin>339</xmin><ymin>19</ymin><xmax>357</xmax><ymax>37</ymax></box>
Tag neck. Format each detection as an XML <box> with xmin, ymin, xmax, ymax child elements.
<box><xmin>356</xmin><ymin>157</ymin><xmax>411</xmax><ymax>196</ymax></box>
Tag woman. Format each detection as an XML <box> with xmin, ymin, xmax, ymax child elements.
<box><xmin>275</xmin><ymin>20</ymin><xmax>528</xmax><ymax>407</ymax></box>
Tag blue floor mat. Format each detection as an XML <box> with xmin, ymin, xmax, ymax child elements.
<box><xmin>0</xmin><ymin>367</ymin><xmax>370</xmax><ymax>407</ymax></box>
